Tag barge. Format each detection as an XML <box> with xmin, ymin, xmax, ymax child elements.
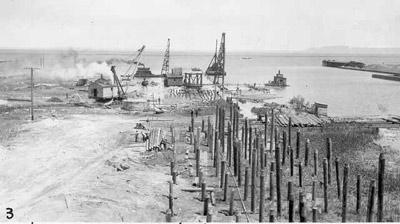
<box><xmin>322</xmin><ymin>60</ymin><xmax>365</xmax><ymax>68</ymax></box>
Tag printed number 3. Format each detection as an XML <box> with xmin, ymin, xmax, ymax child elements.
<box><xmin>6</xmin><ymin>208</ymin><xmax>13</xmax><ymax>219</ymax></box>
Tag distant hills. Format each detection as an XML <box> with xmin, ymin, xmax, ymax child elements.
<box><xmin>304</xmin><ymin>46</ymin><xmax>400</xmax><ymax>55</ymax></box>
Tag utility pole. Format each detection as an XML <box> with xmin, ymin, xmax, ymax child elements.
<box><xmin>24</xmin><ymin>67</ymin><xmax>40</xmax><ymax>121</ymax></box>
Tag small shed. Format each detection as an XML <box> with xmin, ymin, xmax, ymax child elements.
<box><xmin>314</xmin><ymin>102</ymin><xmax>328</xmax><ymax>117</ymax></box>
<box><xmin>88</xmin><ymin>79</ymin><xmax>118</xmax><ymax>100</ymax></box>
<box><xmin>165</xmin><ymin>75</ymin><xmax>183</xmax><ymax>87</ymax></box>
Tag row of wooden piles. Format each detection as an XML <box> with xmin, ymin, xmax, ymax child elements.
<box><xmin>167</xmin><ymin>99</ymin><xmax>387</xmax><ymax>222</ymax></box>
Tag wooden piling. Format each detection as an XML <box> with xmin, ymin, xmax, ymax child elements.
<box><xmin>216</xmin><ymin>139</ymin><xmax>220</xmax><ymax>177</ymax></box>
<box><xmin>169</xmin><ymin>180</ymin><xmax>174</xmax><ymax>197</ymax></box>
<box><xmin>166</xmin><ymin>209</ymin><xmax>172</xmax><ymax>222</ymax></box>
<box><xmin>204</xmin><ymin>195</ymin><xmax>209</xmax><ymax>216</ymax></box>
<box><xmin>312</xmin><ymin>208</ymin><xmax>317</xmax><ymax>222</ymax></box>
<box><xmin>199</xmin><ymin>170</ymin><xmax>203</xmax><ymax>187</ymax></box>
<box><xmin>342</xmin><ymin>163</ymin><xmax>349</xmax><ymax>223</ymax></box>
<box><xmin>191</xmin><ymin>109</ymin><xmax>194</xmax><ymax>134</ymax></box>
<box><xmin>206</xmin><ymin>213</ymin><xmax>212</xmax><ymax>222</ymax></box>
<box><xmin>221</xmin><ymin>108</ymin><xmax>226</xmax><ymax>154</ymax></box>
<box><xmin>202</xmin><ymin>118</ymin><xmax>205</xmax><ymax>133</ymax></box>
<box><xmin>249</xmin><ymin>126</ymin><xmax>252</xmax><ymax>165</ymax></box>
<box><xmin>201</xmin><ymin>182</ymin><xmax>207</xmax><ymax>201</ymax></box>
<box><xmin>366</xmin><ymin>179</ymin><xmax>376</xmax><ymax>222</ymax></box>
<box><xmin>270</xmin><ymin>109</ymin><xmax>275</xmax><ymax>153</ymax></box>
<box><xmin>377</xmin><ymin>153</ymin><xmax>385</xmax><ymax>222</ymax></box>
<box><xmin>287</xmin><ymin>181</ymin><xmax>292</xmax><ymax>201</ymax></box>
<box><xmin>235</xmin><ymin>105</ymin><xmax>239</xmax><ymax>139</ymax></box>
<box><xmin>214</xmin><ymin>131</ymin><xmax>219</xmax><ymax>167</ymax></box>
<box><xmin>269</xmin><ymin>170</ymin><xmax>274</xmax><ymax>201</ymax></box>
<box><xmin>238</xmin><ymin>141</ymin><xmax>242</xmax><ymax>187</ymax></box>
<box><xmin>196</xmin><ymin>147</ymin><xmax>200</xmax><ymax>177</ymax></box>
<box><xmin>264</xmin><ymin>113</ymin><xmax>268</xmax><ymax>147</ymax></box>
<box><xmin>233</xmin><ymin>140</ymin><xmax>238</xmax><ymax>176</ymax></box>
<box><xmin>244</xmin><ymin>166</ymin><xmax>249</xmax><ymax>201</ymax></box>
<box><xmin>288</xmin><ymin>117</ymin><xmax>292</xmax><ymax>147</ymax></box>
<box><xmin>270</xmin><ymin>209</ymin><xmax>275</xmax><ymax>222</ymax></box>
<box><xmin>296</xmin><ymin>130</ymin><xmax>300</xmax><ymax>159</ymax></box>
<box><xmin>305</xmin><ymin>138</ymin><xmax>310</xmax><ymax>167</ymax></box>
<box><xmin>260</xmin><ymin>143</ymin><xmax>264</xmax><ymax>172</ymax></box>
<box><xmin>314</xmin><ymin>149</ymin><xmax>318</xmax><ymax>177</ymax></box>
<box><xmin>323</xmin><ymin>158</ymin><xmax>328</xmax><ymax>213</ymax></box>
<box><xmin>299</xmin><ymin>192</ymin><xmax>306</xmax><ymax>222</ymax></box>
<box><xmin>327</xmin><ymin>138</ymin><xmax>332</xmax><ymax>185</ymax></box>
<box><xmin>207</xmin><ymin>116</ymin><xmax>211</xmax><ymax>140</ymax></box>
<box><xmin>197</xmin><ymin>127</ymin><xmax>201</xmax><ymax>147</ymax></box>
<box><xmin>172</xmin><ymin>171</ymin><xmax>178</xmax><ymax>185</ymax></box>
<box><xmin>274</xmin><ymin>128</ymin><xmax>279</xmax><ymax>152</ymax></box>
<box><xmin>356</xmin><ymin>174</ymin><xmax>361</xmax><ymax>214</ymax></box>
<box><xmin>251</xmin><ymin>149</ymin><xmax>257</xmax><ymax>213</ymax></box>
<box><xmin>290</xmin><ymin>146</ymin><xmax>294</xmax><ymax>176</ymax></box>
<box><xmin>276</xmin><ymin>144</ymin><xmax>282</xmax><ymax>216</ymax></box>
<box><xmin>335</xmin><ymin>158</ymin><xmax>341</xmax><ymax>199</ymax></box>
<box><xmin>170</xmin><ymin>161</ymin><xmax>175</xmax><ymax>176</ymax></box>
<box><xmin>209</xmin><ymin>125</ymin><xmax>214</xmax><ymax>160</ymax></box>
<box><xmin>282</xmin><ymin>130</ymin><xmax>287</xmax><ymax>165</ymax></box>
<box><xmin>312</xmin><ymin>180</ymin><xmax>316</xmax><ymax>201</ymax></box>
<box><xmin>221</xmin><ymin>160</ymin><xmax>226</xmax><ymax>188</ymax></box>
<box><xmin>228</xmin><ymin>121</ymin><xmax>232</xmax><ymax>167</ymax></box>
<box><xmin>289</xmin><ymin>194</ymin><xmax>294</xmax><ymax>222</ymax></box>
<box><xmin>259</xmin><ymin>169</ymin><xmax>265</xmax><ymax>222</ymax></box>
<box><xmin>224</xmin><ymin>173</ymin><xmax>229</xmax><ymax>201</ymax></box>
<box><xmin>244</xmin><ymin>118</ymin><xmax>248</xmax><ymax>160</ymax></box>
<box><xmin>299</xmin><ymin>162</ymin><xmax>303</xmax><ymax>188</ymax></box>
<box><xmin>229</xmin><ymin>188</ymin><xmax>235</xmax><ymax>216</ymax></box>
<box><xmin>215</xmin><ymin>106</ymin><xmax>219</xmax><ymax>139</ymax></box>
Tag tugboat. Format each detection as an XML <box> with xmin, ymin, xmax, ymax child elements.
<box><xmin>264</xmin><ymin>70</ymin><xmax>289</xmax><ymax>87</ymax></box>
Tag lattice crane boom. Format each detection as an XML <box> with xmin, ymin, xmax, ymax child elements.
<box><xmin>205</xmin><ymin>33</ymin><xmax>226</xmax><ymax>85</ymax></box>
<box><xmin>161</xmin><ymin>38</ymin><xmax>170</xmax><ymax>75</ymax></box>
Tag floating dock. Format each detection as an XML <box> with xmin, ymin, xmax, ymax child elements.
<box><xmin>371</xmin><ymin>74</ymin><xmax>400</xmax><ymax>82</ymax></box>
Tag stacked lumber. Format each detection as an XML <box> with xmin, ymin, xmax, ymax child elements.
<box><xmin>274</xmin><ymin>112</ymin><xmax>324</xmax><ymax>127</ymax></box>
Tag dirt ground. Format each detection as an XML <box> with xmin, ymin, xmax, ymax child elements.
<box><xmin>0</xmin><ymin>109</ymin><xmax>182</xmax><ymax>222</ymax></box>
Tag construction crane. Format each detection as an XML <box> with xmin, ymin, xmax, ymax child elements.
<box><xmin>110</xmin><ymin>66</ymin><xmax>126</xmax><ymax>100</ymax></box>
<box><xmin>121</xmin><ymin>45</ymin><xmax>146</xmax><ymax>83</ymax></box>
<box><xmin>206</xmin><ymin>33</ymin><xmax>226</xmax><ymax>85</ymax></box>
<box><xmin>161</xmin><ymin>38</ymin><xmax>170</xmax><ymax>75</ymax></box>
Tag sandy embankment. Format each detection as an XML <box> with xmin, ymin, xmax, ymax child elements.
<box><xmin>0</xmin><ymin>113</ymin><xmax>172</xmax><ymax>222</ymax></box>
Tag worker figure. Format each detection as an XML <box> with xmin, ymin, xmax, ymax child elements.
<box><xmin>135</xmin><ymin>131</ymin><xmax>138</xmax><ymax>142</ymax></box>
<box><xmin>195</xmin><ymin>109</ymin><xmax>198</xmax><ymax>117</ymax></box>
<box><xmin>160</xmin><ymin>138</ymin><xmax>167</xmax><ymax>150</ymax></box>
<box><xmin>158</xmin><ymin>97</ymin><xmax>161</xmax><ymax>105</ymax></box>
<box><xmin>142</xmin><ymin>132</ymin><xmax>148</xmax><ymax>143</ymax></box>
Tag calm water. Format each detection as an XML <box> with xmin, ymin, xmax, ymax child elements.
<box><xmin>1</xmin><ymin>51</ymin><xmax>399</xmax><ymax>117</ymax></box>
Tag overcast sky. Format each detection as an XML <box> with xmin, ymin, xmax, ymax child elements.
<box><xmin>1</xmin><ymin>0</ymin><xmax>400</xmax><ymax>52</ymax></box>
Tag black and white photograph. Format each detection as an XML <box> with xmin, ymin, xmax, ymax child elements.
<box><xmin>0</xmin><ymin>0</ymin><xmax>399</xmax><ymax>222</ymax></box>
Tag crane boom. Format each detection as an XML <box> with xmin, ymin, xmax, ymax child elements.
<box><xmin>110</xmin><ymin>65</ymin><xmax>126</xmax><ymax>99</ymax></box>
<box><xmin>161</xmin><ymin>38</ymin><xmax>170</xmax><ymax>75</ymax></box>
<box><xmin>205</xmin><ymin>33</ymin><xmax>226</xmax><ymax>85</ymax></box>
<box><xmin>122</xmin><ymin>45</ymin><xmax>146</xmax><ymax>93</ymax></box>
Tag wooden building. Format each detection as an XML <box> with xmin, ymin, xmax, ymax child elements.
<box><xmin>88</xmin><ymin>76</ymin><xmax>118</xmax><ymax>100</ymax></box>
<box><xmin>164</xmin><ymin>67</ymin><xmax>183</xmax><ymax>87</ymax></box>
<box><xmin>183</xmin><ymin>70</ymin><xmax>203</xmax><ymax>88</ymax></box>
<box><xmin>314</xmin><ymin>102</ymin><xmax>328</xmax><ymax>117</ymax></box>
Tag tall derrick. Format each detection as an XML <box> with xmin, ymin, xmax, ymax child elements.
<box><xmin>206</xmin><ymin>33</ymin><xmax>226</xmax><ymax>85</ymax></box>
<box><xmin>161</xmin><ymin>38</ymin><xmax>170</xmax><ymax>75</ymax></box>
